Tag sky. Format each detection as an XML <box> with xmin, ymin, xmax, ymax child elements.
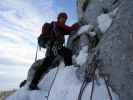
<box><xmin>0</xmin><ymin>0</ymin><xmax>78</xmax><ymax>90</ymax></box>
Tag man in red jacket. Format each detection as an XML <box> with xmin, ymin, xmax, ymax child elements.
<box><xmin>29</xmin><ymin>12</ymin><xmax>80</xmax><ymax>90</ymax></box>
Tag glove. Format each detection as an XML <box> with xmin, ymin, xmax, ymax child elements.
<box><xmin>72</xmin><ymin>22</ymin><xmax>80</xmax><ymax>29</ymax></box>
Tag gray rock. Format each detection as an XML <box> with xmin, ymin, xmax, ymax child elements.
<box><xmin>98</xmin><ymin>1</ymin><xmax>133</xmax><ymax>99</ymax></box>
<box><xmin>76</xmin><ymin>0</ymin><xmax>133</xmax><ymax>100</ymax></box>
<box><xmin>77</xmin><ymin>0</ymin><xmax>103</xmax><ymax>26</ymax></box>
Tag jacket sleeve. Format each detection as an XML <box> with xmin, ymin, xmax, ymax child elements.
<box><xmin>56</xmin><ymin>22</ymin><xmax>80</xmax><ymax>34</ymax></box>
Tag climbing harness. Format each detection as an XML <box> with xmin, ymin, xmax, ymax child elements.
<box><xmin>51</xmin><ymin>41</ymin><xmax>63</xmax><ymax>56</ymax></box>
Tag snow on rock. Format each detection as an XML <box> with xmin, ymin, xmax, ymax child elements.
<box><xmin>6</xmin><ymin>64</ymin><xmax>119</xmax><ymax>100</ymax></box>
<box><xmin>97</xmin><ymin>7</ymin><xmax>119</xmax><ymax>33</ymax></box>
<box><xmin>77</xmin><ymin>24</ymin><xmax>95</xmax><ymax>36</ymax></box>
<box><xmin>76</xmin><ymin>46</ymin><xmax>88</xmax><ymax>66</ymax></box>
<box><xmin>89</xmin><ymin>31</ymin><xmax>96</xmax><ymax>37</ymax></box>
<box><xmin>97</xmin><ymin>13</ymin><xmax>112</xmax><ymax>33</ymax></box>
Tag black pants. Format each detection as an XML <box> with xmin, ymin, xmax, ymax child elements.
<box><xmin>30</xmin><ymin>47</ymin><xmax>72</xmax><ymax>86</ymax></box>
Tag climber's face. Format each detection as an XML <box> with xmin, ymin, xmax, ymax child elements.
<box><xmin>58</xmin><ymin>16</ymin><xmax>67</xmax><ymax>23</ymax></box>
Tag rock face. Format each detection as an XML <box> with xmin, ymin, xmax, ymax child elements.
<box><xmin>74</xmin><ymin>0</ymin><xmax>133</xmax><ymax>100</ymax></box>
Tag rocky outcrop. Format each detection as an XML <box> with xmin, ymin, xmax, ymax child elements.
<box><xmin>74</xmin><ymin>0</ymin><xmax>133</xmax><ymax>100</ymax></box>
<box><xmin>0</xmin><ymin>90</ymin><xmax>16</xmax><ymax>100</ymax></box>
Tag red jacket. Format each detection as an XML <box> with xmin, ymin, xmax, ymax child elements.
<box><xmin>53</xmin><ymin>21</ymin><xmax>80</xmax><ymax>43</ymax></box>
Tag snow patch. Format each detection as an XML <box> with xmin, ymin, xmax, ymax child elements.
<box><xmin>97</xmin><ymin>7</ymin><xmax>119</xmax><ymax>33</ymax></box>
<box><xmin>89</xmin><ymin>31</ymin><xmax>96</xmax><ymax>37</ymax></box>
<box><xmin>97</xmin><ymin>14</ymin><xmax>112</xmax><ymax>33</ymax></box>
<box><xmin>6</xmin><ymin>66</ymin><xmax>119</xmax><ymax>100</ymax></box>
<box><xmin>77</xmin><ymin>24</ymin><xmax>94</xmax><ymax>35</ymax></box>
<box><xmin>82</xmin><ymin>78</ymin><xmax>119</xmax><ymax>100</ymax></box>
<box><xmin>76</xmin><ymin>46</ymin><xmax>88</xmax><ymax>66</ymax></box>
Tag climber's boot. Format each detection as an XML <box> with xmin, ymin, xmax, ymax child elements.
<box><xmin>29</xmin><ymin>83</ymin><xmax>39</xmax><ymax>90</ymax></box>
<box><xmin>19</xmin><ymin>80</ymin><xmax>27</xmax><ymax>88</ymax></box>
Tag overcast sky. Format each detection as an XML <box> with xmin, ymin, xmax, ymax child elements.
<box><xmin>0</xmin><ymin>0</ymin><xmax>78</xmax><ymax>90</ymax></box>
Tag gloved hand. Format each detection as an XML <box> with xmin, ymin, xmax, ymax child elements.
<box><xmin>72</xmin><ymin>22</ymin><xmax>80</xmax><ymax>29</ymax></box>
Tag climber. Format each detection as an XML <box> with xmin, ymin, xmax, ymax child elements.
<box><xmin>29</xmin><ymin>12</ymin><xmax>80</xmax><ymax>90</ymax></box>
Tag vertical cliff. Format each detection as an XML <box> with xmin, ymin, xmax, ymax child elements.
<box><xmin>75</xmin><ymin>0</ymin><xmax>133</xmax><ymax>100</ymax></box>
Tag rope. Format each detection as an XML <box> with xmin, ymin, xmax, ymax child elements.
<box><xmin>77</xmin><ymin>51</ymin><xmax>98</xmax><ymax>100</ymax></box>
<box><xmin>89</xmin><ymin>69</ymin><xmax>113</xmax><ymax>100</ymax></box>
<box><xmin>78</xmin><ymin>80</ymin><xmax>88</xmax><ymax>100</ymax></box>
<box><xmin>46</xmin><ymin>56</ymin><xmax>61</xmax><ymax>100</ymax></box>
<box><xmin>103</xmin><ymin>76</ymin><xmax>113</xmax><ymax>100</ymax></box>
<box><xmin>77</xmin><ymin>67</ymin><xmax>96</xmax><ymax>100</ymax></box>
<box><xmin>47</xmin><ymin>65</ymin><xmax>60</xmax><ymax>100</ymax></box>
<box><xmin>90</xmin><ymin>73</ymin><xmax>95</xmax><ymax>100</ymax></box>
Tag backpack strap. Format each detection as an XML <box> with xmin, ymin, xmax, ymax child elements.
<box><xmin>51</xmin><ymin>22</ymin><xmax>57</xmax><ymax>35</ymax></box>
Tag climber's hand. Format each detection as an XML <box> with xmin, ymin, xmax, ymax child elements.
<box><xmin>72</xmin><ymin>22</ymin><xmax>80</xmax><ymax>29</ymax></box>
